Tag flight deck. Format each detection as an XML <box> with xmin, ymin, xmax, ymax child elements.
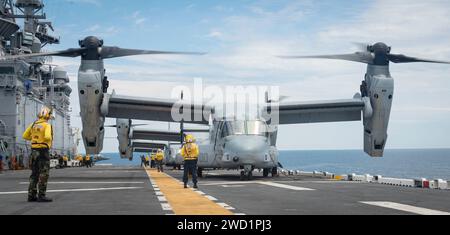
<box><xmin>1</xmin><ymin>166</ymin><xmax>449</xmax><ymax>215</ymax></box>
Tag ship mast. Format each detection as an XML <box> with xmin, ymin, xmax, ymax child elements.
<box><xmin>0</xmin><ymin>0</ymin><xmax>18</xmax><ymax>54</ymax></box>
<box><xmin>0</xmin><ymin>1</ymin><xmax>77</xmax><ymax>157</ymax></box>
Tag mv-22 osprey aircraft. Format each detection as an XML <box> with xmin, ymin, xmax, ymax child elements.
<box><xmin>4</xmin><ymin>38</ymin><xmax>449</xmax><ymax>180</ymax></box>
<box><xmin>105</xmin><ymin>42</ymin><xmax>450</xmax><ymax>180</ymax></box>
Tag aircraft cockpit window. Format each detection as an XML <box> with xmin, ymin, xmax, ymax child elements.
<box><xmin>246</xmin><ymin>121</ymin><xmax>268</xmax><ymax>136</ymax></box>
<box><xmin>221</xmin><ymin>120</ymin><xmax>267</xmax><ymax>137</ymax></box>
<box><xmin>228</xmin><ymin>121</ymin><xmax>246</xmax><ymax>135</ymax></box>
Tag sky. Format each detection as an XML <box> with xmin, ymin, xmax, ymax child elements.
<box><xmin>38</xmin><ymin>0</ymin><xmax>450</xmax><ymax>153</ymax></box>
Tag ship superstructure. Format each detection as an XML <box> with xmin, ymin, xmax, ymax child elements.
<box><xmin>0</xmin><ymin>0</ymin><xmax>78</xmax><ymax>166</ymax></box>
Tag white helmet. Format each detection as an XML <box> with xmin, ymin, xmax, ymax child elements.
<box><xmin>38</xmin><ymin>106</ymin><xmax>52</xmax><ymax>120</ymax></box>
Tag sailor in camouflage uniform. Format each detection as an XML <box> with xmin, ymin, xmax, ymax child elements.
<box><xmin>23</xmin><ymin>107</ymin><xmax>54</xmax><ymax>203</ymax></box>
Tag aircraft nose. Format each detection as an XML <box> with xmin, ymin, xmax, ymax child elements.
<box><xmin>224</xmin><ymin>135</ymin><xmax>268</xmax><ymax>160</ymax></box>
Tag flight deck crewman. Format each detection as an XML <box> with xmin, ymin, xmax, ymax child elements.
<box><xmin>181</xmin><ymin>135</ymin><xmax>200</xmax><ymax>189</ymax></box>
<box><xmin>22</xmin><ymin>106</ymin><xmax>53</xmax><ymax>203</ymax></box>
<box><xmin>63</xmin><ymin>155</ymin><xmax>68</xmax><ymax>168</ymax></box>
<box><xmin>150</xmin><ymin>154</ymin><xmax>156</xmax><ymax>168</ymax></box>
<box><xmin>155</xmin><ymin>149</ymin><xmax>164</xmax><ymax>173</ymax></box>
<box><xmin>145</xmin><ymin>155</ymin><xmax>150</xmax><ymax>167</ymax></box>
<box><xmin>85</xmin><ymin>155</ymin><xmax>91</xmax><ymax>168</ymax></box>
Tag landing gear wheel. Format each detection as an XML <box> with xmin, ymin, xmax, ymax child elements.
<box><xmin>263</xmin><ymin>168</ymin><xmax>270</xmax><ymax>178</ymax></box>
<box><xmin>240</xmin><ymin>171</ymin><xmax>246</xmax><ymax>181</ymax></box>
<box><xmin>271</xmin><ymin>167</ymin><xmax>278</xmax><ymax>177</ymax></box>
<box><xmin>247</xmin><ymin>171</ymin><xmax>253</xmax><ymax>181</ymax></box>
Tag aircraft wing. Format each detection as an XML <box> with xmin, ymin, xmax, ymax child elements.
<box><xmin>263</xmin><ymin>98</ymin><xmax>365</xmax><ymax>125</ymax></box>
<box><xmin>132</xmin><ymin>142</ymin><xmax>167</xmax><ymax>149</ymax></box>
<box><xmin>104</xmin><ymin>94</ymin><xmax>212</xmax><ymax>125</ymax></box>
<box><xmin>131</xmin><ymin>129</ymin><xmax>181</xmax><ymax>142</ymax></box>
<box><xmin>134</xmin><ymin>148</ymin><xmax>161</xmax><ymax>153</ymax></box>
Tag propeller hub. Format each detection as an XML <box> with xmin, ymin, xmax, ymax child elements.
<box><xmin>79</xmin><ymin>36</ymin><xmax>104</xmax><ymax>49</ymax></box>
<box><xmin>372</xmin><ymin>42</ymin><xmax>391</xmax><ymax>66</ymax></box>
<box><xmin>78</xmin><ymin>36</ymin><xmax>104</xmax><ymax>60</ymax></box>
<box><xmin>372</xmin><ymin>42</ymin><xmax>391</xmax><ymax>54</ymax></box>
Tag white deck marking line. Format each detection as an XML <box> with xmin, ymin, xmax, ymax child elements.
<box><xmin>360</xmin><ymin>202</ymin><xmax>450</xmax><ymax>215</ymax></box>
<box><xmin>161</xmin><ymin>203</ymin><xmax>173</xmax><ymax>211</ymax></box>
<box><xmin>88</xmin><ymin>170</ymin><xmax>143</xmax><ymax>173</ymax></box>
<box><xmin>221</xmin><ymin>185</ymin><xmax>245</xmax><ymax>188</ymax></box>
<box><xmin>205</xmin><ymin>195</ymin><xmax>218</xmax><ymax>201</ymax></box>
<box><xmin>276</xmin><ymin>181</ymin><xmax>360</xmax><ymax>184</ymax></box>
<box><xmin>200</xmin><ymin>180</ymin><xmax>314</xmax><ymax>186</ymax></box>
<box><xmin>19</xmin><ymin>182</ymin><xmax>145</xmax><ymax>185</ymax></box>
<box><xmin>144</xmin><ymin>168</ymin><xmax>176</xmax><ymax>215</ymax></box>
<box><xmin>234</xmin><ymin>213</ymin><xmax>247</xmax><ymax>215</ymax></box>
<box><xmin>258</xmin><ymin>182</ymin><xmax>315</xmax><ymax>191</ymax></box>
<box><xmin>201</xmin><ymin>181</ymin><xmax>259</xmax><ymax>186</ymax></box>
<box><xmin>157</xmin><ymin>196</ymin><xmax>168</xmax><ymax>202</ymax></box>
<box><xmin>195</xmin><ymin>190</ymin><xmax>206</xmax><ymax>195</ymax></box>
<box><xmin>0</xmin><ymin>187</ymin><xmax>143</xmax><ymax>195</ymax></box>
<box><xmin>217</xmin><ymin>203</ymin><xmax>235</xmax><ymax>210</ymax></box>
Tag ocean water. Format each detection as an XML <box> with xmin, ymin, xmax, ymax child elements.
<box><xmin>278</xmin><ymin>149</ymin><xmax>450</xmax><ymax>180</ymax></box>
<box><xmin>99</xmin><ymin>149</ymin><xmax>450</xmax><ymax>180</ymax></box>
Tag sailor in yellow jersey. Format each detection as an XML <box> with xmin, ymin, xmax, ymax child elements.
<box><xmin>145</xmin><ymin>155</ymin><xmax>150</xmax><ymax>167</ymax></box>
<box><xmin>181</xmin><ymin>135</ymin><xmax>200</xmax><ymax>189</ymax></box>
<box><xmin>63</xmin><ymin>155</ymin><xmax>68</xmax><ymax>167</ymax></box>
<box><xmin>85</xmin><ymin>155</ymin><xmax>92</xmax><ymax>168</ymax></box>
<box><xmin>150</xmin><ymin>153</ymin><xmax>156</xmax><ymax>168</ymax></box>
<box><xmin>22</xmin><ymin>106</ymin><xmax>54</xmax><ymax>203</ymax></box>
<box><xmin>155</xmin><ymin>149</ymin><xmax>165</xmax><ymax>172</ymax></box>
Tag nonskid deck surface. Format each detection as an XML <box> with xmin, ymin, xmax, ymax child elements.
<box><xmin>0</xmin><ymin>166</ymin><xmax>449</xmax><ymax>215</ymax></box>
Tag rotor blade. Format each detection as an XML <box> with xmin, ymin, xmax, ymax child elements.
<box><xmin>0</xmin><ymin>48</ymin><xmax>85</xmax><ymax>60</ymax></box>
<box><xmin>278</xmin><ymin>52</ymin><xmax>374</xmax><ymax>64</ymax></box>
<box><xmin>388</xmin><ymin>54</ymin><xmax>450</xmax><ymax>64</ymax></box>
<box><xmin>100</xmin><ymin>46</ymin><xmax>205</xmax><ymax>59</ymax></box>
<box><xmin>131</xmin><ymin>124</ymin><xmax>148</xmax><ymax>127</ymax></box>
<box><xmin>183</xmin><ymin>129</ymin><xmax>210</xmax><ymax>133</ymax></box>
<box><xmin>351</xmin><ymin>42</ymin><xmax>371</xmax><ymax>52</ymax></box>
<box><xmin>279</xmin><ymin>96</ymin><xmax>289</xmax><ymax>102</ymax></box>
<box><xmin>267</xmin><ymin>95</ymin><xmax>289</xmax><ymax>103</ymax></box>
<box><xmin>104</xmin><ymin>125</ymin><xmax>117</xmax><ymax>128</ymax></box>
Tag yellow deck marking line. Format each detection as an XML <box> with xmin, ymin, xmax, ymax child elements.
<box><xmin>145</xmin><ymin>168</ymin><xmax>233</xmax><ymax>215</ymax></box>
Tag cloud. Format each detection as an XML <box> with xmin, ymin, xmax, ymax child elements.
<box><xmin>105</xmin><ymin>26</ymin><xmax>119</xmax><ymax>34</ymax></box>
<box><xmin>318</xmin><ymin>0</ymin><xmax>450</xmax><ymax>57</ymax></box>
<box><xmin>62</xmin><ymin>0</ymin><xmax>450</xmax><ymax>152</ymax></box>
<box><xmin>83</xmin><ymin>24</ymin><xmax>119</xmax><ymax>37</ymax></box>
<box><xmin>131</xmin><ymin>11</ymin><xmax>148</xmax><ymax>26</ymax></box>
<box><xmin>64</xmin><ymin>0</ymin><xmax>101</xmax><ymax>7</ymax></box>
<box><xmin>85</xmin><ymin>24</ymin><xmax>100</xmax><ymax>32</ymax></box>
<box><xmin>206</xmin><ymin>30</ymin><xmax>224</xmax><ymax>39</ymax></box>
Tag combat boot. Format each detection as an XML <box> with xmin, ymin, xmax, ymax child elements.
<box><xmin>184</xmin><ymin>183</ymin><xmax>188</xmax><ymax>189</ymax></box>
<box><xmin>28</xmin><ymin>196</ymin><xmax>37</xmax><ymax>202</ymax></box>
<box><xmin>193</xmin><ymin>184</ymin><xmax>198</xmax><ymax>189</ymax></box>
<box><xmin>37</xmin><ymin>196</ymin><xmax>53</xmax><ymax>203</ymax></box>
